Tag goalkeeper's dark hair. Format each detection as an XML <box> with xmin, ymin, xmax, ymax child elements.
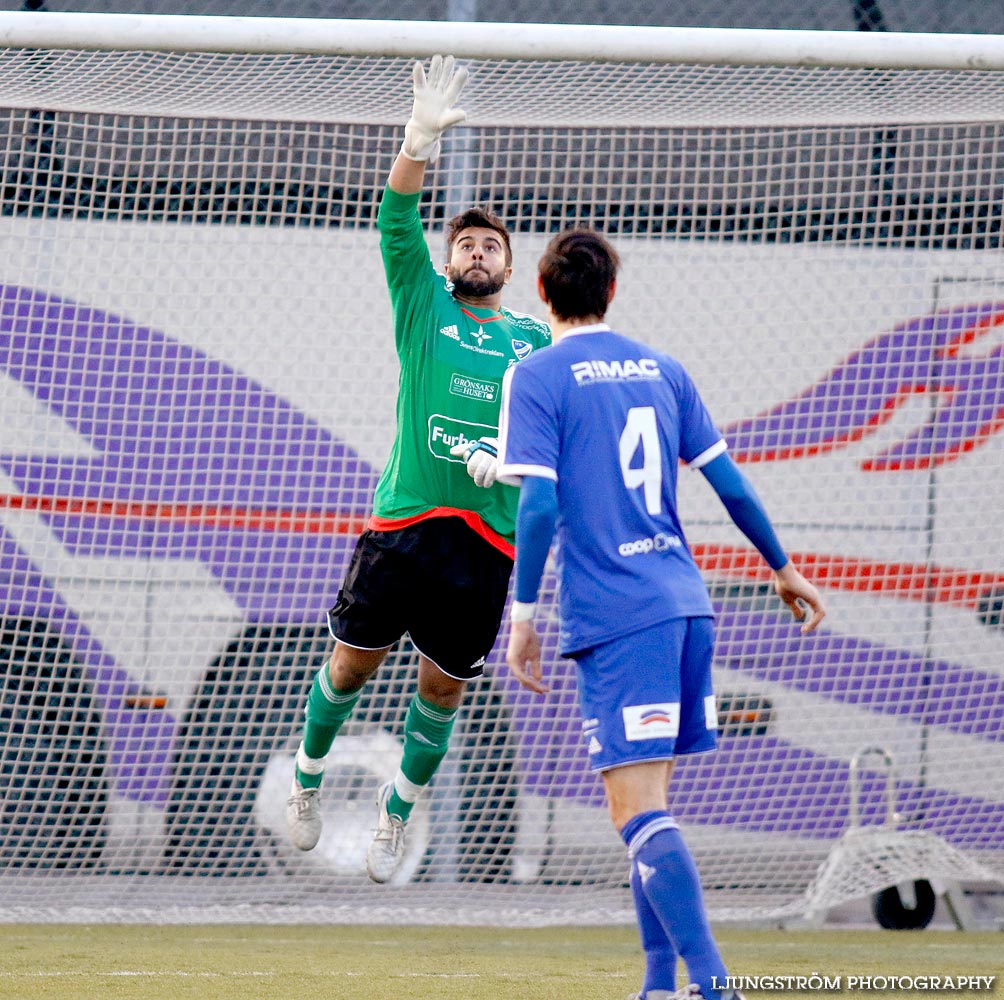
<box><xmin>538</xmin><ymin>228</ymin><xmax>620</xmax><ymax>321</ymax></box>
<box><xmin>446</xmin><ymin>207</ymin><xmax>512</xmax><ymax>266</ymax></box>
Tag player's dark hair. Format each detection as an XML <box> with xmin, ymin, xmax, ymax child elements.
<box><xmin>538</xmin><ymin>228</ymin><xmax>619</xmax><ymax>321</ymax></box>
<box><xmin>446</xmin><ymin>207</ymin><xmax>512</xmax><ymax>266</ymax></box>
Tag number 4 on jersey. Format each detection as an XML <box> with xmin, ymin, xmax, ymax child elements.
<box><xmin>619</xmin><ymin>405</ymin><xmax>663</xmax><ymax>514</ymax></box>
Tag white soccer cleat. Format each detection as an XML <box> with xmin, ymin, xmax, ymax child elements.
<box><xmin>678</xmin><ymin>986</ymin><xmax>744</xmax><ymax>1000</ymax></box>
<box><xmin>626</xmin><ymin>986</ymin><xmax>744</xmax><ymax>1000</ymax></box>
<box><xmin>366</xmin><ymin>781</ymin><xmax>407</xmax><ymax>883</ymax></box>
<box><xmin>286</xmin><ymin>777</ymin><xmax>322</xmax><ymax>851</ymax></box>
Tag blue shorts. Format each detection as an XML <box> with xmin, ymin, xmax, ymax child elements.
<box><xmin>572</xmin><ymin>616</ymin><xmax>718</xmax><ymax>772</ymax></box>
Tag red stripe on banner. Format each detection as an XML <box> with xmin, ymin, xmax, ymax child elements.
<box><xmin>0</xmin><ymin>491</ymin><xmax>369</xmax><ymax>536</ymax></box>
<box><xmin>692</xmin><ymin>543</ymin><xmax>1004</xmax><ymax>610</ymax></box>
<box><xmin>946</xmin><ymin>309</ymin><xmax>1004</xmax><ymax>356</ymax></box>
<box><xmin>1</xmin><ymin>491</ymin><xmax>1000</xmax><ymax>605</ymax></box>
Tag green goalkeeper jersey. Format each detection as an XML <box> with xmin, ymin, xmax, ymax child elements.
<box><xmin>370</xmin><ymin>186</ymin><xmax>550</xmax><ymax>554</ymax></box>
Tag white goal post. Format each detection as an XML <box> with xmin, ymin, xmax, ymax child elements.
<box><xmin>3</xmin><ymin>11</ymin><xmax>1004</xmax><ymax>66</ymax></box>
<box><xmin>0</xmin><ymin>12</ymin><xmax>1002</xmax><ymax>926</ymax></box>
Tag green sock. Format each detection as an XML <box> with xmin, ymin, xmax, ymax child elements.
<box><xmin>387</xmin><ymin>694</ymin><xmax>457</xmax><ymax>822</ymax></box>
<box><xmin>295</xmin><ymin>662</ymin><xmax>361</xmax><ymax>789</ymax></box>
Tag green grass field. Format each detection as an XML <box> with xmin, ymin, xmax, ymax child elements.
<box><xmin>0</xmin><ymin>924</ymin><xmax>1000</xmax><ymax>1000</ymax></box>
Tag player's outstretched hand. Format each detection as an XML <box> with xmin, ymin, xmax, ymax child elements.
<box><xmin>401</xmin><ymin>54</ymin><xmax>469</xmax><ymax>163</ymax></box>
<box><xmin>450</xmin><ymin>436</ymin><xmax>498</xmax><ymax>488</ymax></box>
<box><xmin>774</xmin><ymin>562</ymin><xmax>826</xmax><ymax>633</ymax></box>
<box><xmin>506</xmin><ymin>620</ymin><xmax>548</xmax><ymax>694</ymax></box>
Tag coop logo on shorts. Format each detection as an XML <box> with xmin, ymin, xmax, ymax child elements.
<box><xmin>623</xmin><ymin>703</ymin><xmax>680</xmax><ymax>741</ymax></box>
<box><xmin>618</xmin><ymin>532</ymin><xmax>682</xmax><ymax>557</ymax></box>
<box><xmin>511</xmin><ymin>339</ymin><xmax>533</xmax><ymax>361</ymax></box>
<box><xmin>428</xmin><ymin>413</ymin><xmax>498</xmax><ymax>461</ymax></box>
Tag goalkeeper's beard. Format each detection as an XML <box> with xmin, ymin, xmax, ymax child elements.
<box><xmin>448</xmin><ymin>264</ymin><xmax>506</xmax><ymax>298</ymax></box>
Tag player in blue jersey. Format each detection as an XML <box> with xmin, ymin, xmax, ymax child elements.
<box><xmin>497</xmin><ymin>228</ymin><xmax>825</xmax><ymax>1000</ymax></box>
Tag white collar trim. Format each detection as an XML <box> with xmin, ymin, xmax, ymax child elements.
<box><xmin>561</xmin><ymin>322</ymin><xmax>611</xmax><ymax>338</ymax></box>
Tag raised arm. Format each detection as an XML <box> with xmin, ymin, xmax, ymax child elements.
<box><xmin>387</xmin><ymin>54</ymin><xmax>469</xmax><ymax>195</ymax></box>
<box><xmin>700</xmin><ymin>451</ymin><xmax>826</xmax><ymax>633</ymax></box>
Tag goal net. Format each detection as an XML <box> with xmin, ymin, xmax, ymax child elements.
<box><xmin>1</xmin><ymin>12</ymin><xmax>1003</xmax><ymax>925</ymax></box>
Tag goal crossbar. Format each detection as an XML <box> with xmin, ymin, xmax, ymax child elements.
<box><xmin>1</xmin><ymin>11</ymin><xmax>1004</xmax><ymax>70</ymax></box>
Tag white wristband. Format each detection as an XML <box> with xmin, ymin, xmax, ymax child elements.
<box><xmin>510</xmin><ymin>601</ymin><xmax>536</xmax><ymax>622</ymax></box>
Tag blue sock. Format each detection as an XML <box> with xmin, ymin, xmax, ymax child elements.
<box><xmin>622</xmin><ymin>811</ymin><xmax>728</xmax><ymax>1000</ymax></box>
<box><xmin>630</xmin><ymin>851</ymin><xmax>678</xmax><ymax>995</ymax></box>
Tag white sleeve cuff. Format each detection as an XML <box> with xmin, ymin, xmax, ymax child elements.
<box><xmin>688</xmin><ymin>438</ymin><xmax>728</xmax><ymax>470</ymax></box>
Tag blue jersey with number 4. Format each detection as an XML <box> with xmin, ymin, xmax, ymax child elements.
<box><xmin>498</xmin><ymin>325</ymin><xmax>725</xmax><ymax>655</ymax></box>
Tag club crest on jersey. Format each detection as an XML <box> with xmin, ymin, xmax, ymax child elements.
<box><xmin>622</xmin><ymin>703</ymin><xmax>680</xmax><ymax>741</ymax></box>
<box><xmin>472</xmin><ymin>325</ymin><xmax>492</xmax><ymax>347</ymax></box>
<box><xmin>511</xmin><ymin>339</ymin><xmax>533</xmax><ymax>360</ymax></box>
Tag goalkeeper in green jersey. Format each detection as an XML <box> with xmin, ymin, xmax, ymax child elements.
<box><xmin>286</xmin><ymin>54</ymin><xmax>550</xmax><ymax>883</ymax></box>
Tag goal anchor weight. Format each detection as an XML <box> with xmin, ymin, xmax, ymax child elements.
<box><xmin>848</xmin><ymin>746</ymin><xmax>936</xmax><ymax>930</ymax></box>
<box><xmin>847</xmin><ymin>745</ymin><xmax>899</xmax><ymax>830</ymax></box>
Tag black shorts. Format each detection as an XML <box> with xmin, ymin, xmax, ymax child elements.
<box><xmin>326</xmin><ymin>517</ymin><xmax>513</xmax><ymax>681</ymax></box>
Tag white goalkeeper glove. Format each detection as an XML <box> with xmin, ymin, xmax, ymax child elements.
<box><xmin>450</xmin><ymin>436</ymin><xmax>499</xmax><ymax>488</ymax></box>
<box><xmin>401</xmin><ymin>54</ymin><xmax>469</xmax><ymax>164</ymax></box>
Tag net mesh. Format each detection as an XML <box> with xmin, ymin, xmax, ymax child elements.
<box><xmin>3</xmin><ymin>51</ymin><xmax>1004</xmax><ymax>126</ymax></box>
<box><xmin>1</xmin><ymin>38</ymin><xmax>1003</xmax><ymax>925</ymax></box>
